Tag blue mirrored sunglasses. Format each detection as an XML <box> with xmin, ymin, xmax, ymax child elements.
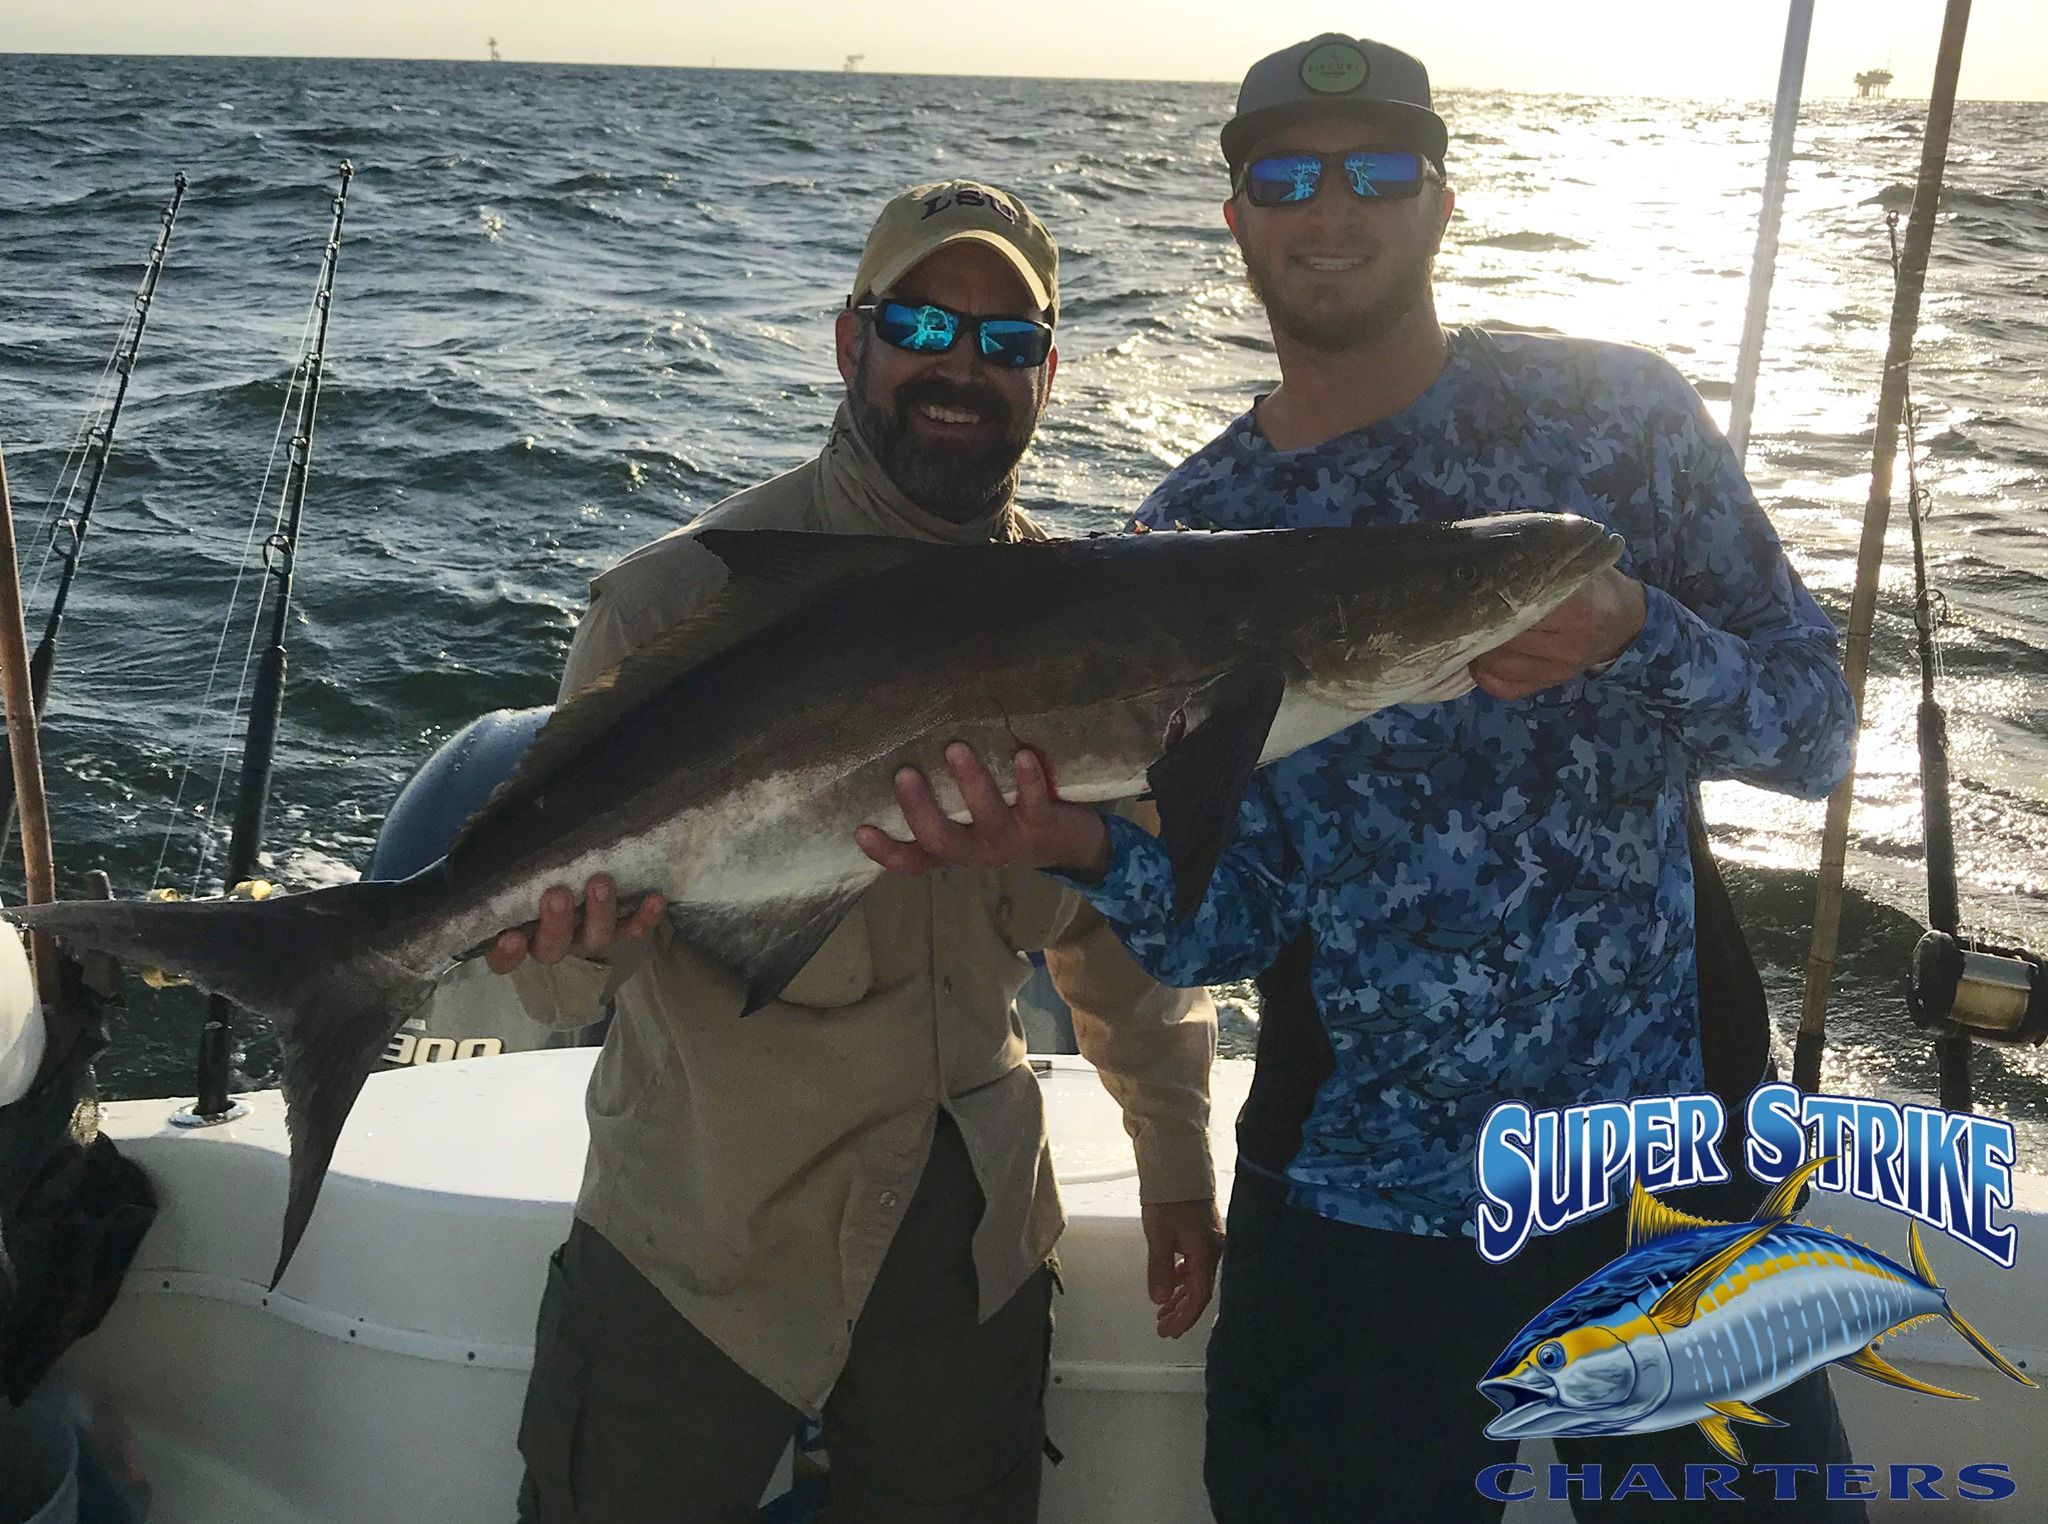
<box><xmin>855</xmin><ymin>300</ymin><xmax>1054</xmax><ymax>369</ymax></box>
<box><xmin>1238</xmin><ymin>150</ymin><xmax>1430</xmax><ymax>207</ymax></box>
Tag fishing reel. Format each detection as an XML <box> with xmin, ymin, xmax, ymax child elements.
<box><xmin>1907</xmin><ymin>932</ymin><xmax>2048</xmax><ymax>1046</ymax></box>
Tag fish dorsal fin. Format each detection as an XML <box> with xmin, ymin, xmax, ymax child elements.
<box><xmin>1649</xmin><ymin>1220</ymin><xmax>1780</xmax><ymax>1329</ymax></box>
<box><xmin>1837</xmin><ymin>1343</ymin><xmax>1974</xmax><ymax>1401</ymax></box>
<box><xmin>1704</xmin><ymin>1399</ymin><xmax>1785</xmax><ymax>1429</ymax></box>
<box><xmin>1627</xmin><ymin>1181</ymin><xmax>1722</xmax><ymax>1248</ymax></box>
<box><xmin>448</xmin><ymin>530</ymin><xmax>962</xmax><ymax>861</ymax></box>
<box><xmin>1693</xmin><ymin>1414</ymin><xmax>1744</xmax><ymax>1464</ymax></box>
<box><xmin>447</xmin><ymin>590</ymin><xmax>793</xmax><ymax>860</ymax></box>
<box><xmin>692</xmin><ymin>527</ymin><xmax>962</xmax><ymax>598</ymax></box>
<box><xmin>1754</xmin><ymin>1153</ymin><xmax>1834</xmax><ymax>1223</ymax></box>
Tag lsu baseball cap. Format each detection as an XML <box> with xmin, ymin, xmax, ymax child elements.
<box><xmin>848</xmin><ymin>180</ymin><xmax>1058</xmax><ymax>319</ymax></box>
<box><xmin>1221</xmin><ymin>34</ymin><xmax>1448</xmax><ymax>172</ymax></box>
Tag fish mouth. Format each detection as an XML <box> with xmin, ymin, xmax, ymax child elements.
<box><xmin>1567</xmin><ymin>529</ymin><xmax>1626</xmax><ymax>580</ymax></box>
<box><xmin>1478</xmin><ymin>1376</ymin><xmax>1559</xmax><ymax>1438</ymax></box>
<box><xmin>1538</xmin><ymin>526</ymin><xmax>1625</xmax><ymax>602</ymax></box>
<box><xmin>1497</xmin><ymin>527</ymin><xmax>1625</xmax><ymax>620</ymax></box>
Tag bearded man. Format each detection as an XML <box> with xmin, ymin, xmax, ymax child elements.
<box><xmin>494</xmin><ymin>181</ymin><xmax>1221</xmax><ymax>1524</ymax></box>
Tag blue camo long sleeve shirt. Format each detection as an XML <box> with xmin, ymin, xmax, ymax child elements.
<box><xmin>1068</xmin><ymin>327</ymin><xmax>1856</xmax><ymax>1239</ymax></box>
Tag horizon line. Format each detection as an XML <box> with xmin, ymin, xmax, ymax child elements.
<box><xmin>3</xmin><ymin>49</ymin><xmax>2040</xmax><ymax>104</ymax></box>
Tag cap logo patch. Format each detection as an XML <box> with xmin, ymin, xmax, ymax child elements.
<box><xmin>920</xmin><ymin>188</ymin><xmax>1020</xmax><ymax>225</ymax></box>
<box><xmin>1300</xmin><ymin>41</ymin><xmax>1369</xmax><ymax>95</ymax></box>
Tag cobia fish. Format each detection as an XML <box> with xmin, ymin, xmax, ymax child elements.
<box><xmin>3</xmin><ymin>513</ymin><xmax>1620</xmax><ymax>1283</ymax></box>
<box><xmin>1480</xmin><ymin>1161</ymin><xmax>2036</xmax><ymax>1463</ymax></box>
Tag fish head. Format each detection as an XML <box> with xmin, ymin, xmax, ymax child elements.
<box><xmin>1281</xmin><ymin>512</ymin><xmax>1623</xmax><ymax>707</ymax></box>
<box><xmin>1479</xmin><ymin>1300</ymin><xmax>1673</xmax><ymax>1441</ymax></box>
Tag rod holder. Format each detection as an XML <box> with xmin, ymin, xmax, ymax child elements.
<box><xmin>171</xmin><ymin>1097</ymin><xmax>249</xmax><ymax>1128</ymax></box>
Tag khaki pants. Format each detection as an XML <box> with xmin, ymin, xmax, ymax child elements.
<box><xmin>516</xmin><ymin>1116</ymin><xmax>1053</xmax><ymax>1524</ymax></box>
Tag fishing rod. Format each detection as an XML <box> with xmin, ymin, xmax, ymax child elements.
<box><xmin>1725</xmin><ymin>0</ymin><xmax>1813</xmax><ymax>464</ymax></box>
<box><xmin>0</xmin><ymin>174</ymin><xmax>188</xmax><ymax>829</ymax></box>
<box><xmin>184</xmin><ymin>161</ymin><xmax>352</xmax><ymax>1126</ymax></box>
<box><xmin>1884</xmin><ymin>213</ymin><xmax>1972</xmax><ymax>1108</ymax></box>
<box><xmin>0</xmin><ymin>447</ymin><xmax>62</xmax><ymax>1008</ymax></box>
<box><xmin>1884</xmin><ymin>212</ymin><xmax>2048</xmax><ymax>1095</ymax></box>
<box><xmin>1796</xmin><ymin>0</ymin><xmax>1969</xmax><ymax>1093</ymax></box>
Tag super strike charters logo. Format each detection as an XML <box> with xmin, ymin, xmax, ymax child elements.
<box><xmin>1469</xmin><ymin>1085</ymin><xmax>2037</xmax><ymax>1505</ymax></box>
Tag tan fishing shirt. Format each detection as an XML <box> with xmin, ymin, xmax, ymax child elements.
<box><xmin>512</xmin><ymin>407</ymin><xmax>1216</xmax><ymax>1415</ymax></box>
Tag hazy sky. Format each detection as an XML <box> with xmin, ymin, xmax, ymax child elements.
<box><xmin>9</xmin><ymin>1</ymin><xmax>2046</xmax><ymax>101</ymax></box>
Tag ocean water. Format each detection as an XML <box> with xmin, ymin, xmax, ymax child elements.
<box><xmin>1</xmin><ymin>55</ymin><xmax>2044</xmax><ymax>1154</ymax></box>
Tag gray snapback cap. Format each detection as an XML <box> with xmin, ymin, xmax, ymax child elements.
<box><xmin>1222</xmin><ymin>34</ymin><xmax>1448</xmax><ymax>172</ymax></box>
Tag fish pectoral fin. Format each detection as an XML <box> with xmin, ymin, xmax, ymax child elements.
<box><xmin>1836</xmin><ymin>1342</ymin><xmax>1975</xmax><ymax>1401</ymax></box>
<box><xmin>1627</xmin><ymin>1179</ymin><xmax>1723</xmax><ymax>1249</ymax></box>
<box><xmin>667</xmin><ymin>885</ymin><xmax>870</xmax><ymax>1016</ymax></box>
<box><xmin>1649</xmin><ymin>1220</ymin><xmax>1779</xmax><ymax>1328</ymax></box>
<box><xmin>1704</xmin><ymin>1399</ymin><xmax>1786</xmax><ymax>1428</ymax></box>
<box><xmin>1144</xmin><ymin>665</ymin><xmax>1288</xmax><ymax>921</ymax></box>
<box><xmin>1694</xmin><ymin>1414</ymin><xmax>1746</xmax><ymax>1464</ymax></box>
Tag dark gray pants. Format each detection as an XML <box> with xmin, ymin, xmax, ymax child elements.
<box><xmin>516</xmin><ymin>1116</ymin><xmax>1053</xmax><ymax>1524</ymax></box>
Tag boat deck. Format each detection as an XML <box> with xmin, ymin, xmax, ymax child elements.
<box><xmin>54</xmin><ymin>1051</ymin><xmax>2048</xmax><ymax>1522</ymax></box>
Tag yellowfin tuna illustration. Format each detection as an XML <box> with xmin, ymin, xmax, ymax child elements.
<box><xmin>1479</xmin><ymin>1158</ymin><xmax>2036</xmax><ymax>1462</ymax></box>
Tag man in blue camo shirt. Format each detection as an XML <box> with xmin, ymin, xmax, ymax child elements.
<box><xmin>862</xmin><ymin>32</ymin><xmax>1866</xmax><ymax>1523</ymax></box>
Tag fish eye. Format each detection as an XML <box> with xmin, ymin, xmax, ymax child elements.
<box><xmin>1537</xmin><ymin>1342</ymin><xmax>1567</xmax><ymax>1371</ymax></box>
<box><xmin>1455</xmin><ymin>564</ymin><xmax>1480</xmax><ymax>587</ymax></box>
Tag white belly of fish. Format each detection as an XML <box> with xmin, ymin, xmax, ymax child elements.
<box><xmin>431</xmin><ymin>662</ymin><xmax>1474</xmax><ymax>980</ymax></box>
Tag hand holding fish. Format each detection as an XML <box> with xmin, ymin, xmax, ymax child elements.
<box><xmin>483</xmin><ymin>874</ymin><xmax>667</xmax><ymax>973</ymax></box>
<box><xmin>1468</xmin><ymin>566</ymin><xmax>1646</xmax><ymax>700</ymax></box>
<box><xmin>858</xmin><ymin>743</ymin><xmax>1112</xmax><ymax>882</ymax></box>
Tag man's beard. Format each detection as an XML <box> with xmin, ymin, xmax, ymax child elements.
<box><xmin>850</xmin><ymin>342</ymin><xmax>1037</xmax><ymax>523</ymax></box>
<box><xmin>1243</xmin><ymin>240</ymin><xmax>1435</xmax><ymax>355</ymax></box>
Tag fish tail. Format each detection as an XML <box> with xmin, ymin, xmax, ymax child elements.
<box><xmin>1908</xmin><ymin>1220</ymin><xmax>2039</xmax><ymax>1388</ymax></box>
<box><xmin>5</xmin><ymin>870</ymin><xmax>449</xmax><ymax>1287</ymax></box>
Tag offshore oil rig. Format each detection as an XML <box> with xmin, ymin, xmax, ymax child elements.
<box><xmin>1855</xmin><ymin>67</ymin><xmax>1894</xmax><ymax>98</ymax></box>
